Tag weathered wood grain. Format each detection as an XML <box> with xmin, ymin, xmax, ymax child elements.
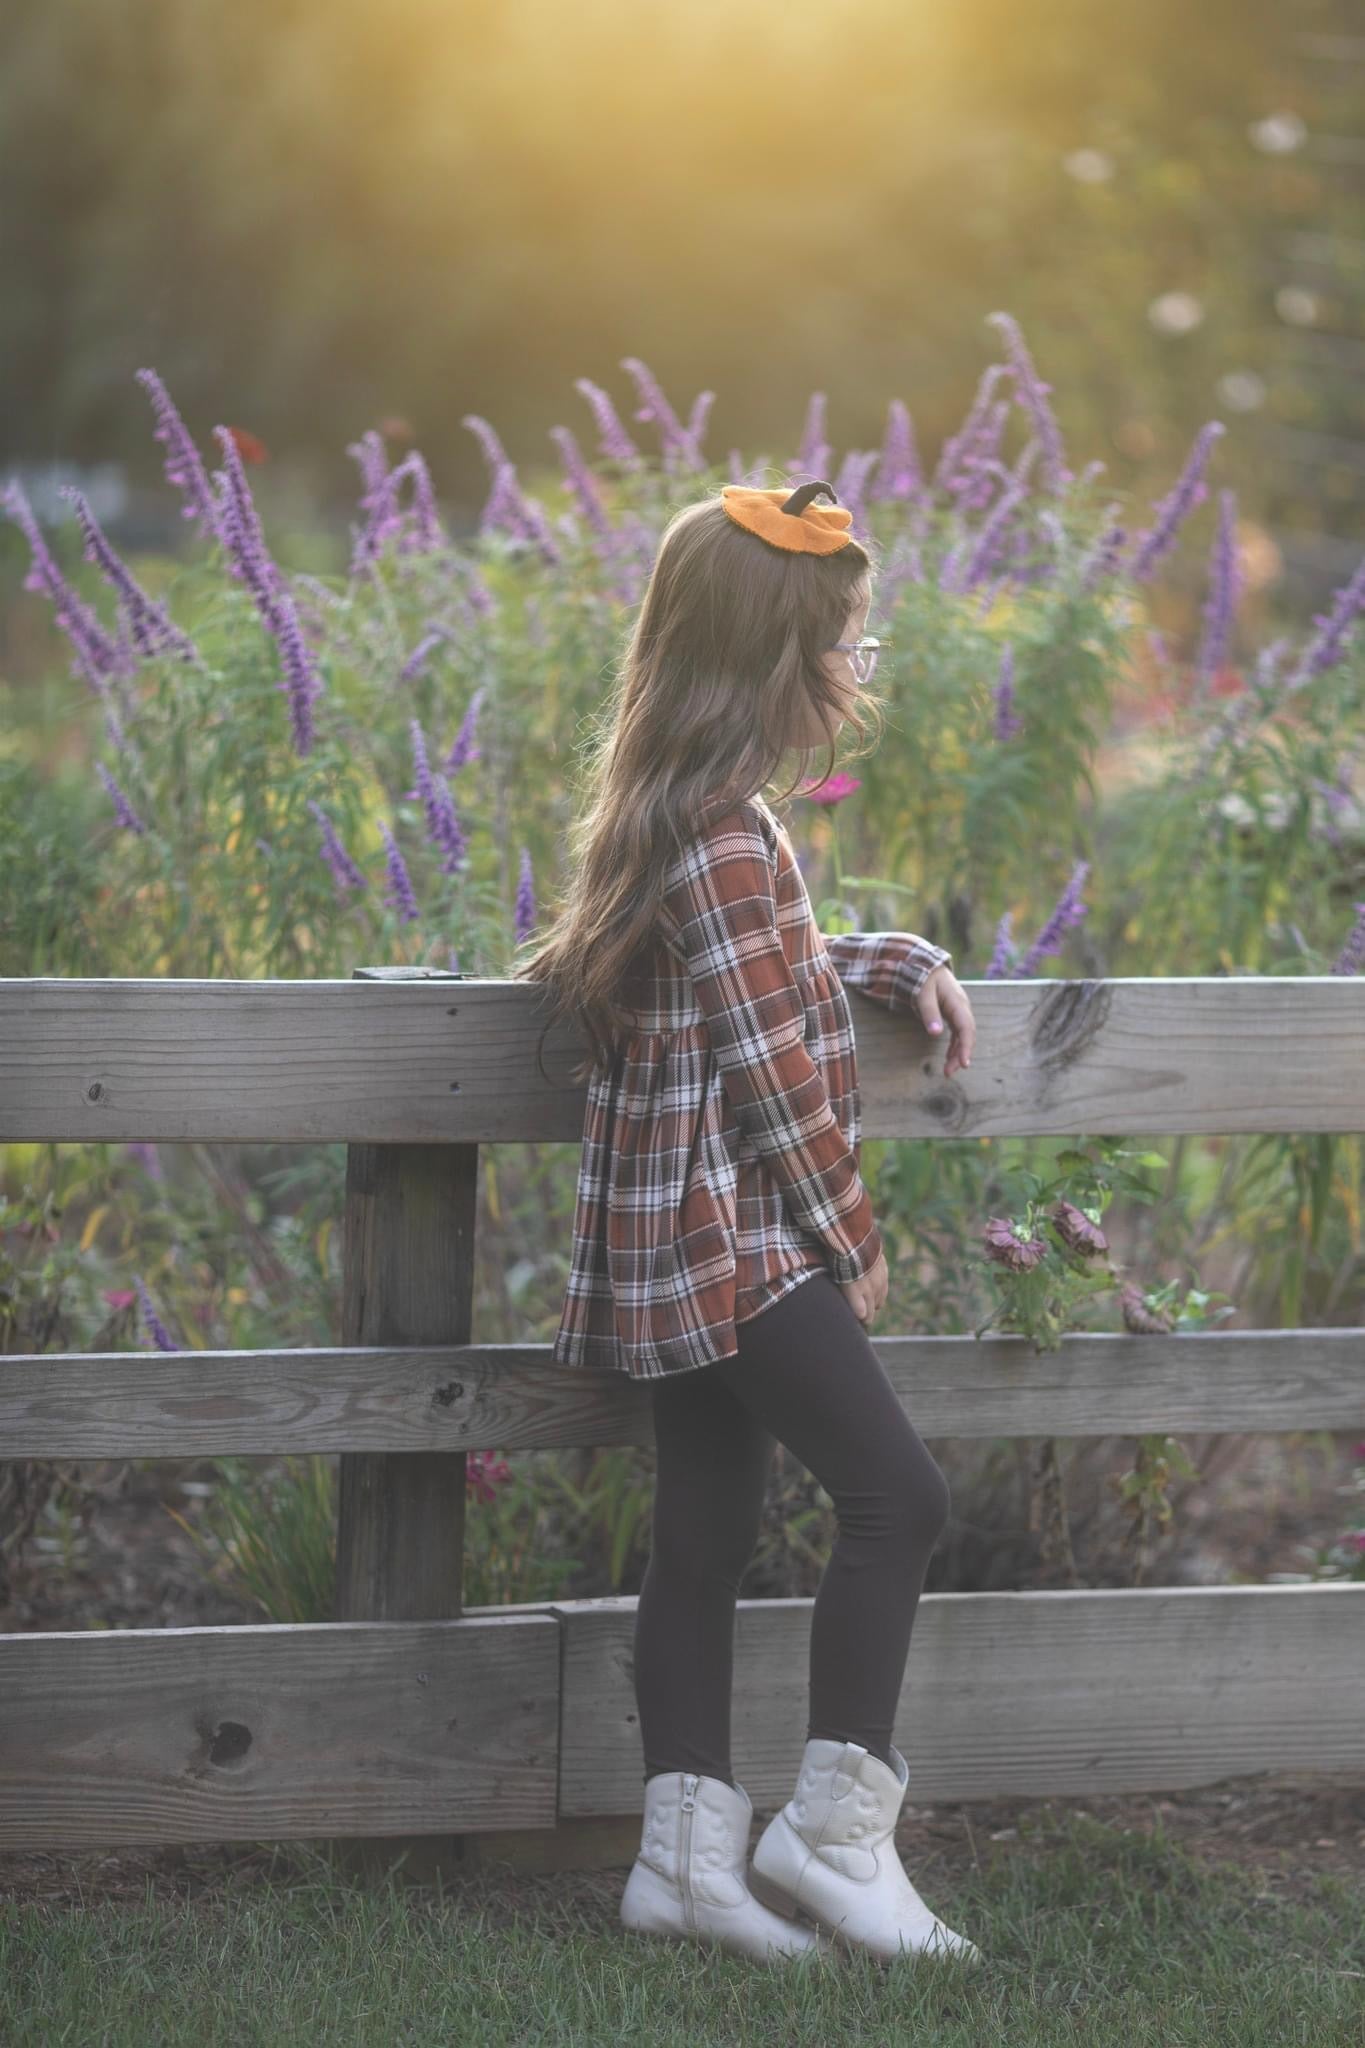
<box><xmin>3</xmin><ymin>1326</ymin><xmax>1362</xmax><ymax>1457</ymax></box>
<box><xmin>553</xmin><ymin>1583</ymin><xmax>1365</xmax><ymax>1813</ymax></box>
<box><xmin>0</xmin><ymin>1615</ymin><xmax>559</xmax><ymax>1848</ymax></box>
<box><xmin>2</xmin><ymin>974</ymin><xmax>1360</xmax><ymax>1142</ymax></box>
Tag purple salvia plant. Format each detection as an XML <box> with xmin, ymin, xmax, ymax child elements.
<box><xmin>1126</xmin><ymin>421</ymin><xmax>1226</xmax><ymax>583</ymax></box>
<box><xmin>514</xmin><ymin>846</ymin><xmax>536</xmax><ymax>946</ymax></box>
<box><xmin>306</xmin><ymin>799</ymin><xmax>367</xmax><ymax>894</ymax></box>
<box><xmin>1014</xmin><ymin>860</ymin><xmax>1090</xmax><ymax>976</ymax></box>
<box><xmin>134</xmin><ymin>368</ymin><xmax>221</xmax><ymax>543</ymax></box>
<box><xmin>619</xmin><ymin>357</ymin><xmax>703</xmax><ymax>469</ymax></box>
<box><xmin>347</xmin><ymin>427</ymin><xmax>390</xmax><ymax>503</ymax></box>
<box><xmin>992</xmin><ymin>643</ymin><xmax>1023</xmax><ymax>740</ymax></box>
<box><xmin>399</xmin><ymin>625</ymin><xmax>453</xmax><ymax>685</ymax></box>
<box><xmin>1287</xmin><ymin>551</ymin><xmax>1365</xmax><ymax>689</ymax></box>
<box><xmin>1311</xmin><ymin>756</ymin><xmax>1358</xmax><ymax>849</ymax></box>
<box><xmin>986</xmin><ymin>312</ymin><xmax>1072</xmax><ymax>493</ymax></box>
<box><xmin>125</xmin><ymin>1140</ymin><xmax>164</xmax><ymax>1180</ymax></box>
<box><xmin>797</xmin><ymin>393</ymin><xmax>833</xmax><ymax>481</ymax></box>
<box><xmin>574</xmin><ymin>377</ymin><xmax>643</xmax><ymax>469</ymax></box>
<box><xmin>1330</xmin><ymin>901</ymin><xmax>1365</xmax><ymax>976</ymax></box>
<box><xmin>686</xmin><ymin>391</ymin><xmax>715</xmax><ymax>460</ymax></box>
<box><xmin>833</xmin><ymin>449</ymin><xmax>880</xmax><ymax>534</ymax></box>
<box><xmin>1</xmin><ymin>479</ymin><xmax>132</xmax><ymax>693</ymax></box>
<box><xmin>956</xmin><ymin>442</ymin><xmax>1040</xmax><ymax>591</ymax></box>
<box><xmin>870</xmin><ymin>399</ymin><xmax>924</xmax><ymax>503</ymax></box>
<box><xmin>394</xmin><ymin>449</ymin><xmax>447</xmax><ymax>554</ymax></box>
<box><xmin>431</xmin><ymin>775</ymin><xmax>468</xmax><ymax>874</ymax></box>
<box><xmin>548</xmin><ymin>425</ymin><xmax>613</xmax><ymax>540</ymax></box>
<box><xmin>134</xmin><ymin>1274</ymin><xmax>179</xmax><ymax>1351</ymax></box>
<box><xmin>210</xmin><ymin>425</ymin><xmax>286</xmax><ymax>621</ymax></box>
<box><xmin>984</xmin><ymin>910</ymin><xmax>1017</xmax><ymax>980</ymax></box>
<box><xmin>378</xmin><ymin>820</ymin><xmax>420</xmax><ymax>923</ymax></box>
<box><xmin>96</xmin><ymin>759</ymin><xmax>148</xmax><ymax>833</ymax></box>
<box><xmin>932</xmin><ymin>363</ymin><xmax>1010</xmax><ymax>499</ymax></box>
<box><xmin>408</xmin><ymin>718</ymin><xmax>469</xmax><ymax>870</ymax></box>
<box><xmin>270</xmin><ymin>588</ymin><xmax>323</xmax><ymax>755</ymax></box>
<box><xmin>1079</xmin><ymin>506</ymin><xmax>1125</xmax><ymax>592</ymax></box>
<box><xmin>60</xmin><ymin>486</ymin><xmax>201</xmax><ymax>665</ymax></box>
<box><xmin>1194</xmin><ymin>489</ymin><xmax>1240</xmax><ymax>693</ymax></box>
<box><xmin>445</xmin><ymin>687</ymin><xmax>485</xmax><ymax>770</ymax></box>
<box><xmin>463</xmin><ymin>413</ymin><xmax>514</xmax><ymax>474</ymax></box>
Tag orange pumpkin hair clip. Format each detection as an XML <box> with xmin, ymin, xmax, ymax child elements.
<box><xmin>720</xmin><ymin>479</ymin><xmax>854</xmax><ymax>556</ymax></box>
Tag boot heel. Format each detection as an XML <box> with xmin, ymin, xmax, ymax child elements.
<box><xmin>747</xmin><ymin>1864</ymin><xmax>803</xmax><ymax>1921</ymax></box>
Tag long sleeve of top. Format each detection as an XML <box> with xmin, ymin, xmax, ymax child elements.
<box><xmin>822</xmin><ymin>930</ymin><xmax>954</xmax><ymax>1012</ymax></box>
<box><xmin>660</xmin><ymin>805</ymin><xmax>884</xmax><ymax>1284</ymax></box>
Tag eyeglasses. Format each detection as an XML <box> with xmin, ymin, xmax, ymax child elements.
<box><xmin>829</xmin><ymin>635</ymin><xmax>889</xmax><ymax>683</ymax></box>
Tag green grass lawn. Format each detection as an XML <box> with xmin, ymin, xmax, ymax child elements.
<box><xmin>4</xmin><ymin>1806</ymin><xmax>1362</xmax><ymax>2047</ymax></box>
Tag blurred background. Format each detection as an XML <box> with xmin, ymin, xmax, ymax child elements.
<box><xmin>2</xmin><ymin>0</ymin><xmax>1362</xmax><ymax>631</ymax></box>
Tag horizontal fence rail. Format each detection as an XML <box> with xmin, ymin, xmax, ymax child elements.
<box><xmin>2</xmin><ymin>1585</ymin><xmax>1361</xmax><ymax>1848</ymax></box>
<box><xmin>2</xmin><ymin>973</ymin><xmax>1363</xmax><ymax>1141</ymax></box>
<box><xmin>4</xmin><ymin>1328</ymin><xmax>1364</xmax><ymax>1457</ymax></box>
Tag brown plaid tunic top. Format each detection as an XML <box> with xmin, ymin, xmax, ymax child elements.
<box><xmin>550</xmin><ymin>793</ymin><xmax>953</xmax><ymax>1380</ymax></box>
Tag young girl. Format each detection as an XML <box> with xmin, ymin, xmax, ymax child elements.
<box><xmin>515</xmin><ymin>479</ymin><xmax>980</xmax><ymax>1968</ymax></box>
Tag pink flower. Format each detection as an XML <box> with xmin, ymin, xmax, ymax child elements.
<box><xmin>1051</xmin><ymin>1199</ymin><xmax>1109</xmax><ymax>1257</ymax></box>
<box><xmin>798</xmin><ymin>772</ymin><xmax>862</xmax><ymax>807</ymax></box>
<box><xmin>982</xmin><ymin>1216</ymin><xmax>1048</xmax><ymax>1271</ymax></box>
<box><xmin>101</xmin><ymin>1289</ymin><xmax>136</xmax><ymax>1310</ymax></box>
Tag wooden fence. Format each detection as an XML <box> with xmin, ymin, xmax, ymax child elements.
<box><xmin>1</xmin><ymin>968</ymin><xmax>1363</xmax><ymax>1868</ymax></box>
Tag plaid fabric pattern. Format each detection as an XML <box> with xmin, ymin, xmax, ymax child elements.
<box><xmin>550</xmin><ymin>794</ymin><xmax>953</xmax><ymax>1380</ymax></box>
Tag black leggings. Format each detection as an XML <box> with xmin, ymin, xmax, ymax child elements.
<box><xmin>635</xmin><ymin>1267</ymin><xmax>951</xmax><ymax>1787</ymax></box>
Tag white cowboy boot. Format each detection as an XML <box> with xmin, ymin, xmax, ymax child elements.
<box><xmin>748</xmin><ymin>1738</ymin><xmax>982</xmax><ymax>1966</ymax></box>
<box><xmin>619</xmin><ymin>1769</ymin><xmax>837</xmax><ymax>1964</ymax></box>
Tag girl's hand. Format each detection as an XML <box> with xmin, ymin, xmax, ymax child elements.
<box><xmin>916</xmin><ymin>964</ymin><xmax>975</xmax><ymax>1079</ymax></box>
<box><xmin>838</xmin><ymin>1246</ymin><xmax>888</xmax><ymax>1325</ymax></box>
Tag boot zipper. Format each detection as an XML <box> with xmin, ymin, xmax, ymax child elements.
<box><xmin>679</xmin><ymin>1773</ymin><xmax>699</xmax><ymax>1932</ymax></box>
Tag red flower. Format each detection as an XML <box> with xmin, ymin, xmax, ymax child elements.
<box><xmin>101</xmin><ymin>1289</ymin><xmax>136</xmax><ymax>1309</ymax></box>
<box><xmin>225</xmin><ymin>425</ymin><xmax>269</xmax><ymax>465</ymax></box>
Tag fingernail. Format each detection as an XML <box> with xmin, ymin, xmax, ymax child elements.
<box><xmin>929</xmin><ymin>1021</ymin><xmax>943</xmax><ymax>1032</ymax></box>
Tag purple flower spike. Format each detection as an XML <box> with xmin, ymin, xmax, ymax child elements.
<box><xmin>986</xmin><ymin>313</ymin><xmax>1072</xmax><ymax>493</ymax></box>
<box><xmin>61</xmin><ymin>487</ymin><xmax>201</xmax><ymax>665</ymax></box>
<box><xmin>446</xmin><ymin>687</ymin><xmax>486</xmax><ymax>771</ymax></box>
<box><xmin>993</xmin><ymin>643</ymin><xmax>1024</xmax><ymax>740</ymax></box>
<box><xmin>514</xmin><ymin>845</ymin><xmax>536</xmax><ymax>945</ymax></box>
<box><xmin>574</xmin><ymin>378</ymin><xmax>642</xmax><ymax>468</ymax></box>
<box><xmin>1288</xmin><ymin>551</ymin><xmax>1365</xmax><ymax>689</ymax></box>
<box><xmin>1195</xmin><ymin>489</ymin><xmax>1240</xmax><ymax>691</ymax></box>
<box><xmin>1126</xmin><ymin>422</ymin><xmax>1226</xmax><ymax>583</ymax></box>
<box><xmin>378</xmin><ymin>820</ymin><xmax>421</xmax><ymax>923</ymax></box>
<box><xmin>210</xmin><ymin>424</ymin><xmax>284</xmax><ymax>619</ymax></box>
<box><xmin>96</xmin><ymin>759</ymin><xmax>148</xmax><ymax>833</ymax></box>
<box><xmin>797</xmin><ymin>393</ymin><xmax>832</xmax><ymax>482</ymax></box>
<box><xmin>686</xmin><ymin>390</ymin><xmax>715</xmax><ymax>459</ymax></box>
<box><xmin>549</xmin><ymin>425</ymin><xmax>613</xmax><ymax>539</ymax></box>
<box><xmin>619</xmin><ymin>357</ymin><xmax>704</xmax><ymax>469</ymax></box>
<box><xmin>1</xmin><ymin>479</ymin><xmax>131</xmax><ymax>693</ymax></box>
<box><xmin>1015</xmin><ymin>861</ymin><xmax>1090</xmax><ymax>977</ymax></box>
<box><xmin>871</xmin><ymin>399</ymin><xmax>924</xmax><ymax>503</ymax></box>
<box><xmin>134</xmin><ymin>1273</ymin><xmax>180</xmax><ymax>1351</ymax></box>
<box><xmin>307</xmin><ymin>799</ymin><xmax>367</xmax><ymax>894</ymax></box>
<box><xmin>1330</xmin><ymin>900</ymin><xmax>1365</xmax><ymax>976</ymax></box>
<box><xmin>1079</xmin><ymin>506</ymin><xmax>1126</xmax><ymax>592</ymax></box>
<box><xmin>134</xmin><ymin>368</ymin><xmax>221</xmax><ymax>543</ymax></box>
<box><xmin>984</xmin><ymin>910</ymin><xmax>1017</xmax><ymax>980</ymax></box>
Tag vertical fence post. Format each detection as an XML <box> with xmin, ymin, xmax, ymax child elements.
<box><xmin>333</xmin><ymin>964</ymin><xmax>477</xmax><ymax>1879</ymax></box>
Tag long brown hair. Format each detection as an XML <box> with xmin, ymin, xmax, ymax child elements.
<box><xmin>512</xmin><ymin>483</ymin><xmax>884</xmax><ymax>1081</ymax></box>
